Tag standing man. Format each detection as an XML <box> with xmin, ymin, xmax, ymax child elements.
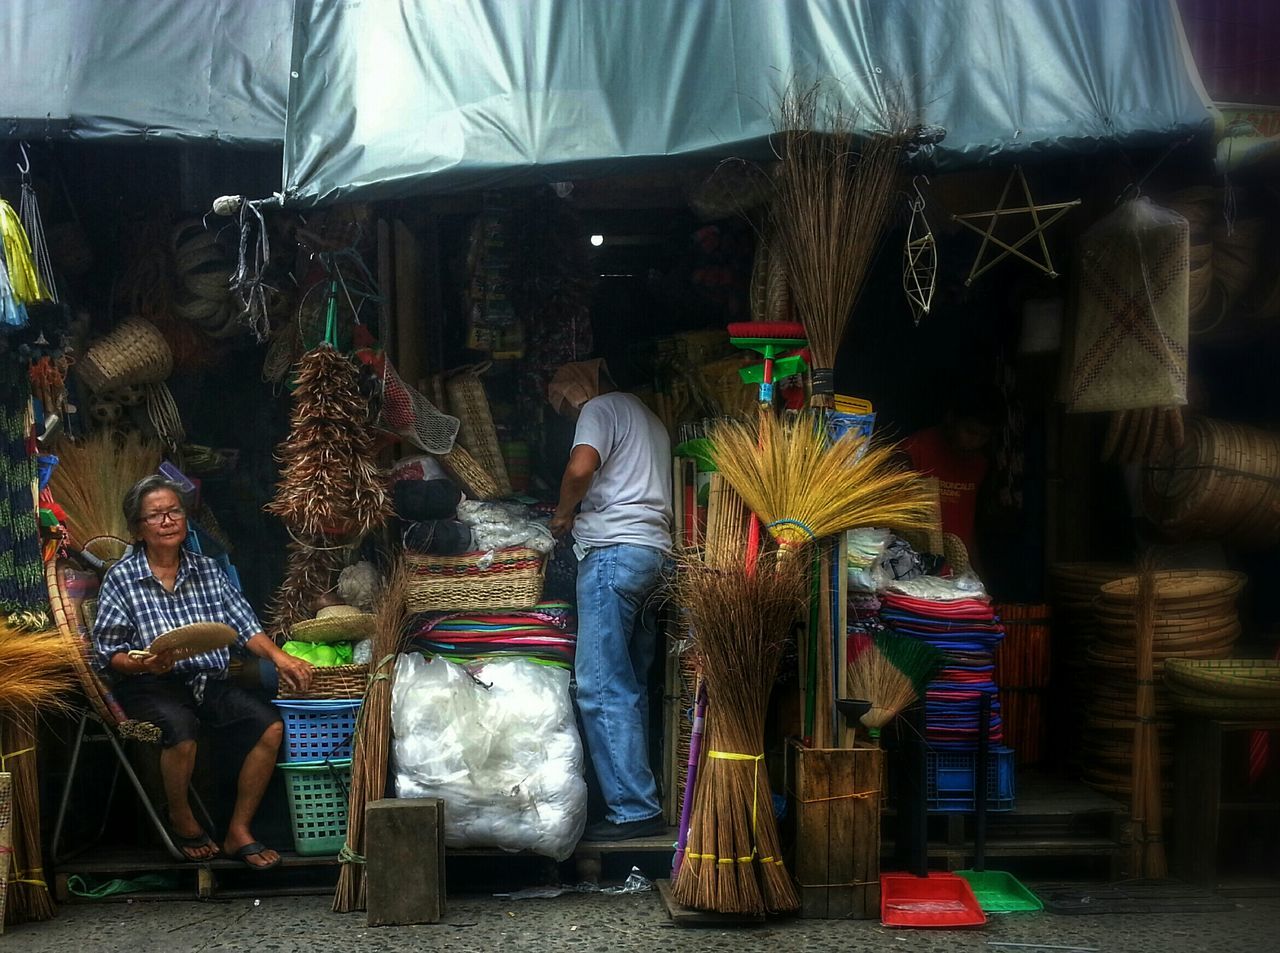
<box><xmin>548</xmin><ymin>359</ymin><xmax>672</xmax><ymax>841</ymax></box>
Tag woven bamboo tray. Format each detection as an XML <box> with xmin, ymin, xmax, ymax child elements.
<box><xmin>1143</xmin><ymin>417</ymin><xmax>1280</xmax><ymax>548</ymax></box>
<box><xmin>46</xmin><ymin>556</ymin><xmax>161</xmax><ymax>743</ymax></box>
<box><xmin>1098</xmin><ymin>569</ymin><xmax>1247</xmax><ymax>605</ymax></box>
<box><xmin>405</xmin><ymin>546</ymin><xmax>545</xmax><ymax>612</ymax></box>
<box><xmin>445</xmin><ymin>365</ymin><xmax>513</xmax><ymax>497</ymax></box>
<box><xmin>276</xmin><ymin>663</ymin><xmax>369</xmax><ymax>700</ymax></box>
<box><xmin>1166</xmin><ymin>686</ymin><xmax>1280</xmax><ymax>718</ymax></box>
<box><xmin>1163</xmin><ymin>658</ymin><xmax>1280</xmax><ymax>700</ymax></box>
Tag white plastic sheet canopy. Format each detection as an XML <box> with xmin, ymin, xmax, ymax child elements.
<box><xmin>281</xmin><ymin>0</ymin><xmax>1212</xmax><ymax>206</ymax></box>
<box><xmin>1</xmin><ymin>0</ymin><xmax>290</xmax><ymax>146</ymax></box>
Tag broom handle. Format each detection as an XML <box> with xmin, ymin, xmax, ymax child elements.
<box><xmin>672</xmin><ymin>681</ymin><xmax>708</xmax><ymax>877</ymax></box>
<box><xmin>745</xmin><ymin>514</ymin><xmax>761</xmax><ymax>575</ymax></box>
<box><xmin>975</xmin><ymin>692</ymin><xmax>990</xmax><ymax>872</ymax></box>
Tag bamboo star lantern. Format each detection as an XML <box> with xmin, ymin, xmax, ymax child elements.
<box><xmin>952</xmin><ymin>165</ymin><xmax>1080</xmax><ymax>286</ymax></box>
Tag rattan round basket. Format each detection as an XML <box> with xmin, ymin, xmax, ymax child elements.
<box><xmin>276</xmin><ymin>663</ymin><xmax>370</xmax><ymax>700</ymax></box>
<box><xmin>77</xmin><ymin>317</ymin><xmax>174</xmax><ymax>394</ymax></box>
<box><xmin>1163</xmin><ymin>658</ymin><xmax>1280</xmax><ymax>700</ymax></box>
<box><xmin>1143</xmin><ymin>417</ymin><xmax>1280</xmax><ymax>548</ymax></box>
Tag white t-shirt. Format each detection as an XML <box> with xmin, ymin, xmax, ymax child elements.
<box><xmin>571</xmin><ymin>392</ymin><xmax>673</xmax><ymax>552</ymax></box>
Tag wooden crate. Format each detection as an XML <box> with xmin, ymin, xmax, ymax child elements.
<box><xmin>786</xmin><ymin>738</ymin><xmax>883</xmax><ymax>919</ymax></box>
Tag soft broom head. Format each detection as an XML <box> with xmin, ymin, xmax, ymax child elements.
<box><xmin>709</xmin><ymin>413</ymin><xmax>934</xmax><ymax>558</ymax></box>
<box><xmin>847</xmin><ymin>631</ymin><xmax>942</xmax><ymax>730</ymax></box>
<box><xmin>0</xmin><ymin>626</ymin><xmax>76</xmax><ymax>714</ymax></box>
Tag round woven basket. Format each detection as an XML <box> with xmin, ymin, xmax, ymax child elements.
<box><xmin>276</xmin><ymin>663</ymin><xmax>369</xmax><ymax>700</ymax></box>
<box><xmin>1143</xmin><ymin>417</ymin><xmax>1280</xmax><ymax>549</ymax></box>
<box><xmin>78</xmin><ymin>317</ymin><xmax>174</xmax><ymax>394</ymax></box>
<box><xmin>405</xmin><ymin>546</ymin><xmax>545</xmax><ymax>612</ymax></box>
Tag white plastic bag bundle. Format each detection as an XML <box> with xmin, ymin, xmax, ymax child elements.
<box><xmin>391</xmin><ymin>653</ymin><xmax>587</xmax><ymax>860</ymax></box>
<box><xmin>456</xmin><ymin>500</ymin><xmax>555</xmax><ymax>554</ymax></box>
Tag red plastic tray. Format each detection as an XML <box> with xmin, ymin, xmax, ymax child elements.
<box><xmin>880</xmin><ymin>872</ymin><xmax>988</xmax><ymax>928</ymax></box>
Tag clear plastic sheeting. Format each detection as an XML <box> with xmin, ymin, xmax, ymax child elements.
<box><xmin>2</xmin><ymin>0</ymin><xmax>290</xmax><ymax>145</ymax></box>
<box><xmin>283</xmin><ymin>0</ymin><xmax>1211</xmax><ymax>206</ymax></box>
<box><xmin>391</xmin><ymin>653</ymin><xmax>587</xmax><ymax>861</ymax></box>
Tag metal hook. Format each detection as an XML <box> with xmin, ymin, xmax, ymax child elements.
<box><xmin>911</xmin><ymin>174</ymin><xmax>930</xmax><ymax>211</ymax></box>
<box><xmin>17</xmin><ymin>142</ymin><xmax>31</xmax><ymax>178</ymax></box>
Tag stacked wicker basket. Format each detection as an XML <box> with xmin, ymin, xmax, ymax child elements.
<box><xmin>1081</xmin><ymin>570</ymin><xmax>1245</xmax><ymax>803</ymax></box>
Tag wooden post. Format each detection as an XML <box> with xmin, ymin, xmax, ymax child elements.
<box><xmin>787</xmin><ymin>739</ymin><xmax>883</xmax><ymax>919</ymax></box>
<box><xmin>365</xmin><ymin>798</ymin><xmax>446</xmax><ymax>926</ymax></box>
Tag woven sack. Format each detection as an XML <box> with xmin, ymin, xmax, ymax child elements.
<box><xmin>445</xmin><ymin>364</ymin><xmax>512</xmax><ymax>496</ymax></box>
<box><xmin>77</xmin><ymin>317</ymin><xmax>173</xmax><ymax>394</ymax></box>
<box><xmin>1065</xmin><ymin>198</ymin><xmax>1189</xmax><ymax>412</ymax></box>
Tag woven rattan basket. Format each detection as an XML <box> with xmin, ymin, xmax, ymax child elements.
<box><xmin>405</xmin><ymin>546</ymin><xmax>545</xmax><ymax>612</ymax></box>
<box><xmin>445</xmin><ymin>365</ymin><xmax>513</xmax><ymax>497</ymax></box>
<box><xmin>1143</xmin><ymin>417</ymin><xmax>1280</xmax><ymax>549</ymax></box>
<box><xmin>77</xmin><ymin>317</ymin><xmax>174</xmax><ymax>394</ymax></box>
<box><xmin>276</xmin><ymin>663</ymin><xmax>369</xmax><ymax>700</ymax></box>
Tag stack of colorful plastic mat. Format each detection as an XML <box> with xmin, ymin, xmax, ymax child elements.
<box><xmin>408</xmin><ymin>600</ymin><xmax>576</xmax><ymax>668</ymax></box>
<box><xmin>880</xmin><ymin>591</ymin><xmax>1005</xmax><ymax>750</ymax></box>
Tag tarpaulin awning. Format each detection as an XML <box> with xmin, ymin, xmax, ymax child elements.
<box><xmin>282</xmin><ymin>0</ymin><xmax>1212</xmax><ymax>207</ymax></box>
<box><xmin>1</xmin><ymin>0</ymin><xmax>290</xmax><ymax>147</ymax></box>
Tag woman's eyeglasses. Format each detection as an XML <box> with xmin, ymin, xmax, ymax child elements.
<box><xmin>141</xmin><ymin>509</ymin><xmax>186</xmax><ymax>526</ymax></box>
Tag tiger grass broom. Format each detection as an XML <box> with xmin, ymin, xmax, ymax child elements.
<box><xmin>847</xmin><ymin>631</ymin><xmax>942</xmax><ymax>740</ymax></box>
<box><xmin>333</xmin><ymin>563</ymin><xmax>411</xmax><ymax>913</ymax></box>
<box><xmin>672</xmin><ymin>558</ymin><xmax>808</xmax><ymax>915</ymax></box>
<box><xmin>771</xmin><ymin>83</ymin><xmax>910</xmax><ymax>409</ymax></box>
<box><xmin>48</xmin><ymin>431</ymin><xmax>162</xmax><ymax>550</ymax></box>
<box><xmin>709</xmin><ymin>413</ymin><xmax>934</xmax><ymax>564</ymax></box>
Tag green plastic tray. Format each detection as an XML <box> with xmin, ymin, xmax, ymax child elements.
<box><xmin>956</xmin><ymin>870</ymin><xmax>1043</xmax><ymax>913</ymax></box>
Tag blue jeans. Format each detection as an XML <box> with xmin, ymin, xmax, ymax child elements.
<box><xmin>575</xmin><ymin>543</ymin><xmax>669</xmax><ymax>824</ymax></box>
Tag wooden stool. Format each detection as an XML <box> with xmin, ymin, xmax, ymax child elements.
<box><xmin>1173</xmin><ymin>713</ymin><xmax>1280</xmax><ymax>888</ymax></box>
<box><xmin>365</xmin><ymin>798</ymin><xmax>445</xmax><ymax>926</ymax></box>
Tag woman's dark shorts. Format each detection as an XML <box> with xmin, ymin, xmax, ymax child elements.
<box><xmin>112</xmin><ymin>675</ymin><xmax>281</xmax><ymax>749</ymax></box>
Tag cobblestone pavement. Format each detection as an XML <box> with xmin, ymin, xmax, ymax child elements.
<box><xmin>11</xmin><ymin>890</ymin><xmax>1280</xmax><ymax>953</ymax></box>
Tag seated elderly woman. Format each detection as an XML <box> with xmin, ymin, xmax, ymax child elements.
<box><xmin>92</xmin><ymin>475</ymin><xmax>314</xmax><ymax>868</ymax></box>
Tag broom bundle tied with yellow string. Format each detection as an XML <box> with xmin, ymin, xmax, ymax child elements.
<box><xmin>672</xmin><ymin>559</ymin><xmax>808</xmax><ymax>915</ymax></box>
<box><xmin>708</xmin><ymin>413</ymin><xmax>934</xmax><ymax>562</ymax></box>
<box><xmin>772</xmin><ymin>83</ymin><xmax>912</xmax><ymax>409</ymax></box>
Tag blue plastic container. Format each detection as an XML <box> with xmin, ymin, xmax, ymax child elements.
<box><xmin>274</xmin><ymin>699</ymin><xmax>361</xmax><ymax>763</ymax></box>
<box><xmin>926</xmin><ymin>745</ymin><xmax>1016</xmax><ymax>813</ymax></box>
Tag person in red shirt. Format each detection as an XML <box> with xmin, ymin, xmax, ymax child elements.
<box><xmin>902</xmin><ymin>388</ymin><xmax>1001</xmax><ymax>562</ymax></box>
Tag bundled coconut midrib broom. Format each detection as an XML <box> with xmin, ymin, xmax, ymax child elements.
<box><xmin>771</xmin><ymin>83</ymin><xmax>909</xmax><ymax>409</ymax></box>
<box><xmin>672</xmin><ymin>559</ymin><xmax>807</xmax><ymax>916</ymax></box>
<box><xmin>334</xmin><ymin>564</ymin><xmax>411</xmax><ymax>912</ymax></box>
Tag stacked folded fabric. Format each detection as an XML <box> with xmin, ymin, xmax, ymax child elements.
<box><xmin>408</xmin><ymin>601</ymin><xmax>577</xmax><ymax>668</ymax></box>
<box><xmin>880</xmin><ymin>590</ymin><xmax>1005</xmax><ymax>750</ymax></box>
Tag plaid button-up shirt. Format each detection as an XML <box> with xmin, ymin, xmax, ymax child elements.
<box><xmin>92</xmin><ymin>547</ymin><xmax>262</xmax><ymax>696</ymax></box>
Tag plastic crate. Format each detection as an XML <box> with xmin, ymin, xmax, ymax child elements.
<box><xmin>279</xmin><ymin>759</ymin><xmax>352</xmax><ymax>856</ymax></box>
<box><xmin>274</xmin><ymin>699</ymin><xmax>361</xmax><ymax>763</ymax></box>
<box><xmin>926</xmin><ymin>746</ymin><xmax>1016</xmax><ymax>813</ymax></box>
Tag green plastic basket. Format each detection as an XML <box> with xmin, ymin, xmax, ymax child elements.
<box><xmin>956</xmin><ymin>870</ymin><xmax>1043</xmax><ymax>913</ymax></box>
<box><xmin>278</xmin><ymin>759</ymin><xmax>352</xmax><ymax>856</ymax></box>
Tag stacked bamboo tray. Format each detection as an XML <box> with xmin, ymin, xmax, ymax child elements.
<box><xmin>1143</xmin><ymin>417</ymin><xmax>1280</xmax><ymax>549</ymax></box>
<box><xmin>1048</xmin><ymin>563</ymin><xmax>1131</xmax><ymax>765</ymax></box>
<box><xmin>1081</xmin><ymin>570</ymin><xmax>1245</xmax><ymax>803</ymax></box>
<box><xmin>1164</xmin><ymin>659</ymin><xmax>1280</xmax><ymax>717</ymax></box>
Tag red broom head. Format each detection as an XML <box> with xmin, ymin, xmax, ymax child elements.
<box><xmin>727</xmin><ymin>321</ymin><xmax>806</xmax><ymax>340</ymax></box>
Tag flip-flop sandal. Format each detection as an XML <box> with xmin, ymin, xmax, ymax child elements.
<box><xmin>171</xmin><ymin>829</ymin><xmax>220</xmax><ymax>862</ymax></box>
<box><xmin>231</xmin><ymin>841</ymin><xmax>282</xmax><ymax>871</ymax></box>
